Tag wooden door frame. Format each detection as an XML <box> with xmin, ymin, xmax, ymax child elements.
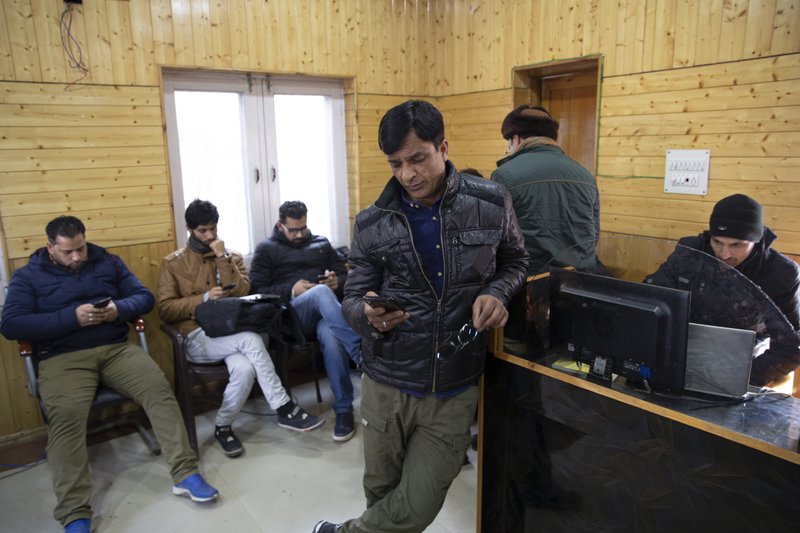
<box><xmin>511</xmin><ymin>55</ymin><xmax>603</xmax><ymax>174</ymax></box>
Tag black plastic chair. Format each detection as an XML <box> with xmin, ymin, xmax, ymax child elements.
<box><xmin>19</xmin><ymin>317</ymin><xmax>161</xmax><ymax>455</ymax></box>
<box><xmin>271</xmin><ymin>302</ymin><xmax>324</xmax><ymax>404</ymax></box>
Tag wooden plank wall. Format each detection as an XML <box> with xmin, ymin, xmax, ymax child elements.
<box><xmin>1</xmin><ymin>0</ymin><xmax>798</xmax><ymax>442</ymax></box>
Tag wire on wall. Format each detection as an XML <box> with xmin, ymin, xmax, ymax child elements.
<box><xmin>60</xmin><ymin>3</ymin><xmax>90</xmax><ymax>90</ymax></box>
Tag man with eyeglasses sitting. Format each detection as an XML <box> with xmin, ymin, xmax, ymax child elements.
<box><xmin>313</xmin><ymin>100</ymin><xmax>528</xmax><ymax>533</ymax></box>
<box><xmin>250</xmin><ymin>200</ymin><xmax>363</xmax><ymax>442</ymax></box>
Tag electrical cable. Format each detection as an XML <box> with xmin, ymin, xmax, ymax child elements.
<box><xmin>60</xmin><ymin>4</ymin><xmax>90</xmax><ymax>89</ymax></box>
<box><xmin>0</xmin><ymin>452</ymin><xmax>47</xmax><ymax>481</ymax></box>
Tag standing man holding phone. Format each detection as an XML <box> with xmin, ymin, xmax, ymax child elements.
<box><xmin>314</xmin><ymin>100</ymin><xmax>528</xmax><ymax>533</ymax></box>
<box><xmin>250</xmin><ymin>200</ymin><xmax>363</xmax><ymax>442</ymax></box>
<box><xmin>158</xmin><ymin>200</ymin><xmax>322</xmax><ymax>458</ymax></box>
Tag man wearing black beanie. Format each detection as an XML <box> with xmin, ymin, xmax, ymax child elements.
<box><xmin>646</xmin><ymin>194</ymin><xmax>800</xmax><ymax>386</ymax></box>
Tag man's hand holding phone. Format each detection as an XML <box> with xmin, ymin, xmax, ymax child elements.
<box><xmin>317</xmin><ymin>270</ymin><xmax>339</xmax><ymax>290</ymax></box>
<box><xmin>364</xmin><ymin>292</ymin><xmax>409</xmax><ymax>332</ymax></box>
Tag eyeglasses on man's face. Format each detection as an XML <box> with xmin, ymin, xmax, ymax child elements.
<box><xmin>281</xmin><ymin>223</ymin><xmax>308</xmax><ymax>235</ymax></box>
<box><xmin>436</xmin><ymin>321</ymin><xmax>480</xmax><ymax>359</ymax></box>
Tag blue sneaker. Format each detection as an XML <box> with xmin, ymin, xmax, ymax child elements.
<box><xmin>172</xmin><ymin>473</ymin><xmax>219</xmax><ymax>502</ymax></box>
<box><xmin>64</xmin><ymin>518</ymin><xmax>90</xmax><ymax>533</ymax></box>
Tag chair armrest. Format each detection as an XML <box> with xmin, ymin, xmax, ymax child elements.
<box><xmin>133</xmin><ymin>316</ymin><xmax>145</xmax><ymax>333</ymax></box>
<box><xmin>18</xmin><ymin>340</ymin><xmax>33</xmax><ymax>357</ymax></box>
<box><xmin>160</xmin><ymin>322</ymin><xmax>191</xmax><ymax>375</ymax></box>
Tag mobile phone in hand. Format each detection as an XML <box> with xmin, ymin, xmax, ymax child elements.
<box><xmin>222</xmin><ymin>283</ymin><xmax>236</xmax><ymax>291</ymax></box>
<box><xmin>317</xmin><ymin>274</ymin><xmax>329</xmax><ymax>282</ymax></box>
<box><xmin>92</xmin><ymin>296</ymin><xmax>112</xmax><ymax>308</ymax></box>
<box><xmin>363</xmin><ymin>296</ymin><xmax>405</xmax><ymax>313</ymax></box>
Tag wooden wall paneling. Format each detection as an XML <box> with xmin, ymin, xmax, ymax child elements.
<box><xmin>600</xmin><ymin>106</ymin><xmax>800</xmax><ymax>136</ymax></box>
<box><xmin>150</xmin><ymin>0</ymin><xmax>176</xmax><ymax>68</ymax></box>
<box><xmin>581</xmin><ymin>0</ymin><xmax>602</xmax><ymax>57</ymax></box>
<box><xmin>130</xmin><ymin>0</ymin><xmax>158</xmax><ymax>86</ymax></box>
<box><xmin>613</xmin><ymin>0</ymin><xmax>628</xmax><ymax>75</ymax></box>
<box><xmin>673</xmin><ymin>0</ymin><xmax>700</xmax><ymax>68</ymax></box>
<box><xmin>171</xmin><ymin>0</ymin><xmax>194</xmax><ymax>66</ymax></box>
<box><xmin>0</xmin><ymin>334</ymin><xmax>42</xmax><ymax>437</ymax></box>
<box><xmin>696</xmin><ymin>0</ymin><xmax>724</xmax><ymax>65</ymax></box>
<box><xmin>652</xmin><ymin>0</ymin><xmax>678</xmax><ymax>70</ymax></box>
<box><xmin>30</xmin><ymin>1</ymin><xmax>68</xmax><ymax>83</ymax></box>
<box><xmin>0</xmin><ymin>81</ymin><xmax>160</xmax><ymax>105</ymax></box>
<box><xmin>208</xmin><ymin>0</ymin><xmax>232</xmax><ymax>69</ymax></box>
<box><xmin>719</xmin><ymin>0</ymin><xmax>751</xmax><ymax>62</ymax></box>
<box><xmin>190</xmin><ymin>0</ymin><xmax>214</xmax><ymax>67</ymax></box>
<box><xmin>0</xmin><ymin>2</ymin><xmax>14</xmax><ymax>80</ymax></box>
<box><xmin>5</xmin><ymin>0</ymin><xmax>40</xmax><ymax>81</ymax></box>
<box><xmin>82</xmin><ymin>0</ymin><xmax>115</xmax><ymax>84</ymax></box>
<box><xmin>597</xmin><ymin>155</ymin><xmax>800</xmax><ymax>182</ymax></box>
<box><xmin>772</xmin><ymin>0</ymin><xmax>800</xmax><ymax>54</ymax></box>
<box><xmin>0</xmin><ymin>166</ymin><xmax>168</xmax><ymax>195</ymax></box>
<box><xmin>2</xmin><ymin>125</ymin><xmax>164</xmax><ymax>150</ymax></box>
<box><xmin>640</xmin><ymin>0</ymin><xmax>659</xmax><ymax>71</ymax></box>
<box><xmin>227</xmin><ymin>0</ymin><xmax>248</xmax><ymax>70</ymax></box>
<box><xmin>106</xmin><ymin>0</ymin><xmax>136</xmax><ymax>86</ymax></box>
<box><xmin>744</xmin><ymin>0</ymin><xmax>778</xmax><ymax>58</ymax></box>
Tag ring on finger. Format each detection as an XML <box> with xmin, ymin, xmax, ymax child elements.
<box><xmin>382</xmin><ymin>321</ymin><xmax>387</xmax><ymax>329</ymax></box>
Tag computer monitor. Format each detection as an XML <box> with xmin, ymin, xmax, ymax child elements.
<box><xmin>549</xmin><ymin>268</ymin><xmax>691</xmax><ymax>393</ymax></box>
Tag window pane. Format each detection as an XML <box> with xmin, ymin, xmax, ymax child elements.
<box><xmin>174</xmin><ymin>91</ymin><xmax>252</xmax><ymax>255</ymax></box>
<box><xmin>274</xmin><ymin>94</ymin><xmax>333</xmax><ymax>240</ymax></box>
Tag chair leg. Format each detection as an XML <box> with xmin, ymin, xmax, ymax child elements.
<box><xmin>133</xmin><ymin>419</ymin><xmax>162</xmax><ymax>456</ymax></box>
<box><xmin>309</xmin><ymin>348</ymin><xmax>323</xmax><ymax>404</ymax></box>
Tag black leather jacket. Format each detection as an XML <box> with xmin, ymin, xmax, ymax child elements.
<box><xmin>343</xmin><ymin>163</ymin><xmax>528</xmax><ymax>393</ymax></box>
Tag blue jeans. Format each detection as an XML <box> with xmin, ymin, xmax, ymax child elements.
<box><xmin>292</xmin><ymin>284</ymin><xmax>361</xmax><ymax>413</ymax></box>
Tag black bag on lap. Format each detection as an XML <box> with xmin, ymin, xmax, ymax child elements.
<box><xmin>195</xmin><ymin>295</ymin><xmax>283</xmax><ymax>338</ymax></box>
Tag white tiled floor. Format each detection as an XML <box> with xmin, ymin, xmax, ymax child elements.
<box><xmin>0</xmin><ymin>376</ymin><xmax>478</xmax><ymax>532</ymax></box>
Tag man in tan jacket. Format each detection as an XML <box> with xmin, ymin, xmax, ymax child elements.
<box><xmin>157</xmin><ymin>199</ymin><xmax>323</xmax><ymax>458</ymax></box>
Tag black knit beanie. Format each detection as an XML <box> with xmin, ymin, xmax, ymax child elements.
<box><xmin>709</xmin><ymin>194</ymin><xmax>764</xmax><ymax>242</ymax></box>
<box><xmin>500</xmin><ymin>105</ymin><xmax>559</xmax><ymax>141</ymax></box>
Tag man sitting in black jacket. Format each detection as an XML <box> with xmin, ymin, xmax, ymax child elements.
<box><xmin>249</xmin><ymin>201</ymin><xmax>361</xmax><ymax>442</ymax></box>
<box><xmin>646</xmin><ymin>194</ymin><xmax>800</xmax><ymax>385</ymax></box>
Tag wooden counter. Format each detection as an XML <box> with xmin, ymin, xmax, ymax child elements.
<box><xmin>478</xmin><ymin>349</ymin><xmax>800</xmax><ymax>533</ymax></box>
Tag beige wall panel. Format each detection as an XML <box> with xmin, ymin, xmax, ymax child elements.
<box><xmin>106</xmin><ymin>0</ymin><xmax>136</xmax><ymax>85</ymax></box>
<box><xmin>597</xmin><ymin>155</ymin><xmax>800</xmax><ymax>182</ymax></box>
<box><xmin>29</xmin><ymin>1</ymin><xmax>67</xmax><ymax>83</ymax></box>
<box><xmin>695</xmin><ymin>0</ymin><xmax>724</xmax><ymax>65</ymax></box>
<box><xmin>0</xmin><ymin>82</ymin><xmax>159</xmax><ymax>105</ymax></box>
<box><xmin>744</xmin><ymin>0</ymin><xmax>778</xmax><ymax>58</ymax></box>
<box><xmin>3</xmin><ymin>205</ymin><xmax>172</xmax><ymax>239</ymax></box>
<box><xmin>718</xmin><ymin>0</ymin><xmax>750</xmax><ymax>62</ymax></box>
<box><xmin>602</xmin><ymin>79</ymin><xmax>800</xmax><ymax>117</ymax></box>
<box><xmin>0</xmin><ymin>147</ymin><xmax>164</xmax><ymax>173</ymax></box>
<box><xmin>130</xmin><ymin>0</ymin><xmax>158</xmax><ymax>85</ymax></box>
<box><xmin>0</xmin><ymin>184</ymin><xmax>170</xmax><ymax>217</ymax></box>
<box><xmin>5</xmin><ymin>0</ymin><xmax>40</xmax><ymax>81</ymax></box>
<box><xmin>0</xmin><ymin>103</ymin><xmax>162</xmax><ymax>127</ymax></box>
<box><xmin>82</xmin><ymin>0</ymin><xmax>115</xmax><ymax>84</ymax></box>
<box><xmin>598</xmin><ymin>131</ymin><xmax>799</xmax><ymax>158</ymax></box>
<box><xmin>2</xmin><ymin>126</ymin><xmax>163</xmax><ymax>149</ymax></box>
<box><xmin>6</xmin><ymin>222</ymin><xmax>173</xmax><ymax>259</ymax></box>
<box><xmin>0</xmin><ymin>166</ymin><xmax>168</xmax><ymax>195</ymax></box>
<box><xmin>600</xmin><ymin>106</ymin><xmax>800</xmax><ymax>136</ymax></box>
<box><xmin>150</xmin><ymin>0</ymin><xmax>176</xmax><ymax>67</ymax></box>
<box><xmin>772</xmin><ymin>0</ymin><xmax>800</xmax><ymax>54</ymax></box>
<box><xmin>0</xmin><ymin>2</ymin><xmax>14</xmax><ymax>80</ymax></box>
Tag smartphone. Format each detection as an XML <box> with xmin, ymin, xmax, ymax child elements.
<box><xmin>92</xmin><ymin>296</ymin><xmax>112</xmax><ymax>308</ymax></box>
<box><xmin>221</xmin><ymin>283</ymin><xmax>236</xmax><ymax>291</ymax></box>
<box><xmin>317</xmin><ymin>274</ymin><xmax>329</xmax><ymax>282</ymax></box>
<box><xmin>364</xmin><ymin>296</ymin><xmax>405</xmax><ymax>313</ymax></box>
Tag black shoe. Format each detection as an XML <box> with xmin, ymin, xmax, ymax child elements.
<box><xmin>313</xmin><ymin>521</ymin><xmax>342</xmax><ymax>533</ymax></box>
<box><xmin>214</xmin><ymin>425</ymin><xmax>244</xmax><ymax>457</ymax></box>
<box><xmin>278</xmin><ymin>406</ymin><xmax>325</xmax><ymax>432</ymax></box>
<box><xmin>333</xmin><ymin>412</ymin><xmax>355</xmax><ymax>442</ymax></box>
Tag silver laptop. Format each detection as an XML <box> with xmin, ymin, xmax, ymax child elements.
<box><xmin>684</xmin><ymin>323</ymin><xmax>756</xmax><ymax>398</ymax></box>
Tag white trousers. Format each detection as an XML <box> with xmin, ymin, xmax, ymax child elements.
<box><xmin>185</xmin><ymin>328</ymin><xmax>290</xmax><ymax>426</ymax></box>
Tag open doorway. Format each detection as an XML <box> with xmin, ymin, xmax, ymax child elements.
<box><xmin>512</xmin><ymin>55</ymin><xmax>602</xmax><ymax>175</ymax></box>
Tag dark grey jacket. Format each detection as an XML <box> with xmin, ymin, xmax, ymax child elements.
<box><xmin>343</xmin><ymin>163</ymin><xmax>528</xmax><ymax>393</ymax></box>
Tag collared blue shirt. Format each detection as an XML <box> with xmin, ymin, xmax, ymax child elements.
<box><xmin>399</xmin><ymin>191</ymin><xmax>444</xmax><ymax>298</ymax></box>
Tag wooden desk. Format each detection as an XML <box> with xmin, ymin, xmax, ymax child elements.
<box><xmin>478</xmin><ymin>349</ymin><xmax>800</xmax><ymax>533</ymax></box>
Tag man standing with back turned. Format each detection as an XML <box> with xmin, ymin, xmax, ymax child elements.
<box><xmin>313</xmin><ymin>100</ymin><xmax>528</xmax><ymax>533</ymax></box>
<box><xmin>492</xmin><ymin>104</ymin><xmax>602</xmax><ymax>274</ymax></box>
